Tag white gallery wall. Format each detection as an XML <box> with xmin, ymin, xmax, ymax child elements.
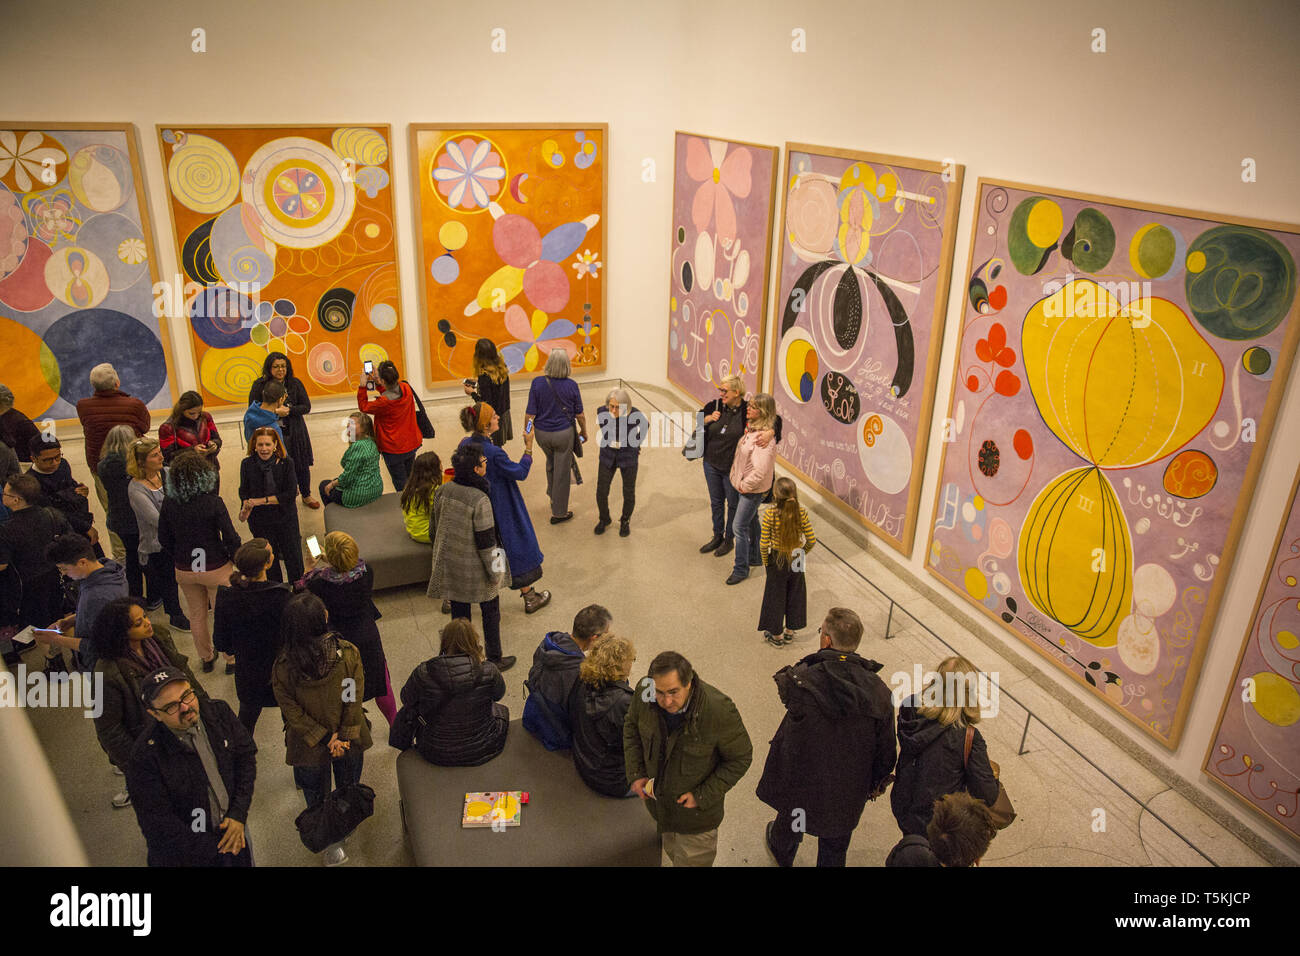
<box><xmin>3</xmin><ymin>0</ymin><xmax>1299</xmax><ymax>855</ymax></box>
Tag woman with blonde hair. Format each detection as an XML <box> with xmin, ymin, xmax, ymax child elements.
<box><xmin>238</xmin><ymin>426</ymin><xmax>301</xmax><ymax>583</ymax></box>
<box><xmin>301</xmin><ymin>530</ymin><xmax>395</xmax><ymax>725</ymax></box>
<box><xmin>126</xmin><ymin>437</ymin><xmax>187</xmax><ymax>630</ymax></box>
<box><xmin>97</xmin><ymin>424</ymin><xmax>145</xmax><ymax>599</ymax></box>
<box><xmin>569</xmin><ymin>635</ymin><xmax>637</xmax><ymax>797</ymax></box>
<box><xmin>389</xmin><ymin>617</ymin><xmax>509</xmax><ymax>766</ymax></box>
<box><xmin>695</xmin><ymin>375</ymin><xmax>780</xmax><ymax>558</ymax></box>
<box><xmin>725</xmin><ymin>392</ymin><xmax>779</xmax><ymax>585</ymax></box>
<box><xmin>890</xmin><ymin>655</ymin><xmax>1000</xmax><ymax>837</ymax></box>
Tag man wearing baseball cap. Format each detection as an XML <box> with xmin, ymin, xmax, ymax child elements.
<box><xmin>125</xmin><ymin>666</ymin><xmax>258</xmax><ymax>866</ymax></box>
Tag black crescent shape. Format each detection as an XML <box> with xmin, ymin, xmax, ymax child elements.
<box><xmin>866</xmin><ymin>271</ymin><xmax>915</xmax><ymax>398</ymax></box>
<box><xmin>833</xmin><ymin>266</ymin><xmax>863</xmax><ymax>350</ymax></box>
<box><xmin>781</xmin><ymin>260</ymin><xmax>836</xmax><ymax>336</ymax></box>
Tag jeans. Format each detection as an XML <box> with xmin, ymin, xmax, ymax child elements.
<box><xmin>294</xmin><ymin>748</ymin><xmax>365</xmax><ymax>810</ymax></box>
<box><xmin>768</xmin><ymin>811</ymin><xmax>852</xmax><ymax>867</ymax></box>
<box><xmin>380</xmin><ymin>450</ymin><xmax>417</xmax><ymax>493</ymax></box>
<box><xmin>702</xmin><ymin>460</ymin><xmax>738</xmax><ymax>539</ymax></box>
<box><xmin>449</xmin><ymin>596</ymin><xmax>503</xmax><ymax>660</ymax></box>
<box><xmin>731</xmin><ymin>491</ymin><xmax>764</xmax><ymax>576</ymax></box>
<box><xmin>596</xmin><ymin>461</ymin><xmax>637</xmax><ymax>523</ymax></box>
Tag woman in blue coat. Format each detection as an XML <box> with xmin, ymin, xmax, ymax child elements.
<box><xmin>459</xmin><ymin>402</ymin><xmax>552</xmax><ymax>615</ymax></box>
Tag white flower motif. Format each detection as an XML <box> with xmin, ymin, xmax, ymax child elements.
<box><xmin>0</xmin><ymin>130</ymin><xmax>67</xmax><ymax>193</ymax></box>
<box><xmin>572</xmin><ymin>248</ymin><xmax>601</xmax><ymax>280</ymax></box>
<box><xmin>117</xmin><ymin>237</ymin><xmax>147</xmax><ymax>265</ymax></box>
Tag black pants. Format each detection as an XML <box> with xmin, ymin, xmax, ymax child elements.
<box><xmin>319</xmin><ymin>479</ymin><xmax>345</xmax><ymax>506</ymax></box>
<box><xmin>769</xmin><ymin>811</ymin><xmax>852</xmax><ymax>867</ymax></box>
<box><xmin>237</xmin><ymin>701</ymin><xmax>275</xmax><ymax>735</ymax></box>
<box><xmin>449</xmin><ymin>596</ymin><xmax>502</xmax><ymax>660</ymax></box>
<box><xmin>142</xmin><ymin>553</ymin><xmax>185</xmax><ymax>619</ymax></box>
<box><xmin>596</xmin><ymin>460</ymin><xmax>638</xmax><ymax>523</ymax></box>
<box><xmin>758</xmin><ymin>562</ymin><xmax>806</xmax><ymax>633</ymax></box>
<box><xmin>250</xmin><ymin>513</ymin><xmax>304</xmax><ymax>585</ymax></box>
<box><xmin>119</xmin><ymin>533</ymin><xmax>144</xmax><ymax>598</ymax></box>
<box><xmin>17</xmin><ymin>568</ymin><xmax>63</xmax><ymax>628</ymax></box>
<box><xmin>294</xmin><ymin>455</ymin><xmax>313</xmax><ymax>499</ymax></box>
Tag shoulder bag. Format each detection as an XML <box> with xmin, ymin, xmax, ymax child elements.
<box><xmin>964</xmin><ymin>724</ymin><xmax>1016</xmax><ymax>829</ymax></box>
<box><xmin>404</xmin><ymin>381</ymin><xmax>436</xmax><ymax>439</ymax></box>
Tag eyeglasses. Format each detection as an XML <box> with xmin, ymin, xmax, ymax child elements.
<box><xmin>155</xmin><ymin>688</ymin><xmax>197</xmax><ymax>717</ymax></box>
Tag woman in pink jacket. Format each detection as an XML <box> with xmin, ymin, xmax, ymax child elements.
<box><xmin>726</xmin><ymin>393</ymin><xmax>778</xmax><ymax>585</ymax></box>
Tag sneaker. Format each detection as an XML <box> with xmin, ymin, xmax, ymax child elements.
<box><xmin>725</xmin><ymin>571</ymin><xmax>748</xmax><ymax>586</ymax></box>
<box><xmin>714</xmin><ymin>538</ymin><xmax>734</xmax><ymax>558</ymax></box>
<box><xmin>763</xmin><ymin>631</ymin><xmax>784</xmax><ymax>647</ymax></box>
<box><xmin>170</xmin><ymin>615</ymin><xmax>191</xmax><ymax>632</ymax></box>
<box><xmin>323</xmin><ymin>843</ymin><xmax>348</xmax><ymax>866</ymax></box>
<box><xmin>619</xmin><ymin>520</ymin><xmax>630</xmax><ymax>538</ymax></box>
<box><xmin>699</xmin><ymin>534</ymin><xmax>723</xmax><ymax>554</ymax></box>
<box><xmin>111</xmin><ymin>790</ymin><xmax>131</xmax><ymax>809</ymax></box>
<box><xmin>594</xmin><ymin>519</ymin><xmax>610</xmax><ymax>535</ymax></box>
<box><xmin>440</xmin><ymin>598</ymin><xmax>452</xmax><ymax>615</ymax></box>
<box><xmin>782</xmin><ymin>631</ymin><xmax>796</xmax><ymax>645</ymax></box>
<box><xmin>523</xmin><ymin>589</ymin><xmax>552</xmax><ymax>614</ymax></box>
<box><xmin>488</xmin><ymin>655</ymin><xmax>517</xmax><ymax>673</ymax></box>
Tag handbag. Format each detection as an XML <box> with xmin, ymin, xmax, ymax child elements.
<box><xmin>294</xmin><ymin>778</ymin><xmax>376</xmax><ymax>852</ymax></box>
<box><xmin>405</xmin><ymin>381</ymin><xmax>436</xmax><ymax>440</ymax></box>
<box><xmin>682</xmin><ymin>408</ymin><xmax>706</xmax><ymax>461</ymax></box>
<box><xmin>964</xmin><ymin>725</ymin><xmax>1016</xmax><ymax>829</ymax></box>
<box><xmin>542</xmin><ymin>376</ymin><xmax>583</xmax><ymax>458</ymax></box>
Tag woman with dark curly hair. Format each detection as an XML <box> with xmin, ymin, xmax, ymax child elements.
<box><xmin>248</xmin><ymin>351</ymin><xmax>319</xmax><ymax>508</ymax></box>
<box><xmin>158</xmin><ymin>451</ymin><xmax>241</xmax><ymax>673</ymax></box>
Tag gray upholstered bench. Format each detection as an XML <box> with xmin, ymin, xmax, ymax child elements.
<box><xmin>396</xmin><ymin>719</ymin><xmax>661</xmax><ymax>866</ymax></box>
<box><xmin>322</xmin><ymin>493</ymin><xmax>430</xmax><ymax>590</ymax></box>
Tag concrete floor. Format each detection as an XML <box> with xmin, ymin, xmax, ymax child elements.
<box><xmin>10</xmin><ymin>379</ymin><xmax>1290</xmax><ymax>866</ymax></box>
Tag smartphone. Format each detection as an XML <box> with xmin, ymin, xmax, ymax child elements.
<box><xmin>306</xmin><ymin>535</ymin><xmax>322</xmax><ymax>558</ymax></box>
<box><xmin>463</xmin><ymin>378</ymin><xmax>476</xmax><ymax>388</ymax></box>
<box><xmin>524</xmin><ymin>420</ymin><xmax>534</xmax><ymax>436</ymax></box>
<box><xmin>363</xmin><ymin>360</ymin><xmax>374</xmax><ymax>376</ymax></box>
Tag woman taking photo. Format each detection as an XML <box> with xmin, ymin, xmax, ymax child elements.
<box><xmin>459</xmin><ymin>403</ymin><xmax>550</xmax><ymax>615</ymax></box>
<box><xmin>126</xmin><ymin>438</ymin><xmax>188</xmax><ymax>631</ymax></box>
<box><xmin>93</xmin><ymin>597</ymin><xmax>207</xmax><ymax>806</ymax></box>
<box><xmin>524</xmin><ymin>349</ymin><xmax>586</xmax><ymax>523</ymax></box>
<box><xmin>319</xmin><ymin>411</ymin><xmax>383</xmax><ymax>509</ymax></box>
<box><xmin>158</xmin><ymin>451</ymin><xmax>242</xmax><ymax>672</ymax></box>
<box><xmin>248</xmin><ymin>352</ymin><xmax>319</xmax><ymax>509</ymax></box>
<box><xmin>569</xmin><ymin>635</ymin><xmax>636</xmax><ymax>797</ymax></box>
<box><xmin>238</xmin><ymin>426</ymin><xmax>302</xmax><ymax>583</ymax></box>
<box><xmin>891</xmin><ymin>655</ymin><xmax>1001</xmax><ymax>837</ymax></box>
<box><xmin>358</xmin><ymin>359</ymin><xmax>422</xmax><ymax>492</ymax></box>
<box><xmin>158</xmin><ymin>391</ymin><xmax>223</xmax><ymax>476</ymax></box>
<box><xmin>96</xmin><ymin>425</ymin><xmax>145</xmax><ymax>599</ymax></box>
<box><xmin>428</xmin><ymin>444</ymin><xmax>516</xmax><ymax>671</ymax></box>
<box><xmin>696</xmin><ymin>375</ymin><xmax>779</xmax><ymax>558</ymax></box>
<box><xmin>272</xmin><ymin>591</ymin><xmax>371</xmax><ymax>867</ymax></box>
<box><xmin>301</xmin><ymin>530</ymin><xmax>396</xmax><ymax>726</ymax></box>
<box><xmin>725</xmin><ymin>393</ymin><xmax>779</xmax><ymax>586</ymax></box>
<box><xmin>389</xmin><ymin>618</ymin><xmax>508</xmax><ymax>766</ymax></box>
<box><xmin>213</xmin><ymin>539</ymin><xmax>292</xmax><ymax>734</ymax></box>
<box><xmin>463</xmin><ymin>338</ymin><xmax>512</xmax><ymax>446</ymax></box>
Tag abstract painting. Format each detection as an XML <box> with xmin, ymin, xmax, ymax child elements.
<box><xmin>156</xmin><ymin>124</ymin><xmax>404</xmax><ymax>405</ymax></box>
<box><xmin>0</xmin><ymin>124</ymin><xmax>176</xmax><ymax>421</ymax></box>
<box><xmin>1205</xmin><ymin>467</ymin><xmax>1300</xmax><ymax>841</ymax></box>
<box><xmin>769</xmin><ymin>144</ymin><xmax>963</xmax><ymax>554</ymax></box>
<box><xmin>667</xmin><ymin>132</ymin><xmax>777</xmax><ymax>404</ymax></box>
<box><xmin>927</xmin><ymin>178</ymin><xmax>1300</xmax><ymax>747</ymax></box>
<box><xmin>411</xmin><ymin>124</ymin><xmax>606</xmax><ymax>385</ymax></box>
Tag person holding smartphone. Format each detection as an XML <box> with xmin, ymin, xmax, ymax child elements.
<box><xmin>463</xmin><ymin>338</ymin><xmax>513</xmax><ymax>447</ymax></box>
<box><xmin>357</xmin><ymin>360</ymin><xmax>422</xmax><ymax>492</ymax></box>
<box><xmin>159</xmin><ymin>391</ymin><xmax>223</xmax><ymax>483</ymax></box>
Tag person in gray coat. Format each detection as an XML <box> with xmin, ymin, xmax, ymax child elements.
<box><xmin>426</xmin><ymin>444</ymin><xmax>515</xmax><ymax>671</ymax></box>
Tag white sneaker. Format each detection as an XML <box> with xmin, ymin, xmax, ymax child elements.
<box><xmin>323</xmin><ymin>843</ymin><xmax>348</xmax><ymax>866</ymax></box>
<box><xmin>111</xmin><ymin>790</ymin><xmax>131</xmax><ymax>808</ymax></box>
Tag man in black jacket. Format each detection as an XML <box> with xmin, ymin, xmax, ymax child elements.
<box><xmin>756</xmin><ymin>607</ymin><xmax>897</xmax><ymax>867</ymax></box>
<box><xmin>521</xmin><ymin>604</ymin><xmax>612</xmax><ymax>750</ymax></box>
<box><xmin>126</xmin><ymin>667</ymin><xmax>257</xmax><ymax>867</ymax></box>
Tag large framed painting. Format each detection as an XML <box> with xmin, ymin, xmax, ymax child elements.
<box><xmin>927</xmin><ymin>178</ymin><xmax>1300</xmax><ymax>747</ymax></box>
<box><xmin>666</xmin><ymin>132</ymin><xmax>778</xmax><ymax>405</ymax></box>
<box><xmin>0</xmin><ymin>123</ymin><xmax>177</xmax><ymax>422</ymax></box>
<box><xmin>769</xmin><ymin>144</ymin><xmax>963</xmax><ymax>555</ymax></box>
<box><xmin>411</xmin><ymin>124</ymin><xmax>606</xmax><ymax>387</ymax></box>
<box><xmin>1205</xmin><ymin>466</ymin><xmax>1300</xmax><ymax>841</ymax></box>
<box><xmin>156</xmin><ymin>124</ymin><xmax>405</xmax><ymax>406</ymax></box>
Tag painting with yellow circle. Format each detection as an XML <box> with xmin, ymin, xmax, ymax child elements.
<box><xmin>461</xmin><ymin>791</ymin><xmax>523</xmax><ymax>828</ymax></box>
<box><xmin>927</xmin><ymin>178</ymin><xmax>1300</xmax><ymax>751</ymax></box>
<box><xmin>1206</xmin><ymin>469</ymin><xmax>1300</xmax><ymax>842</ymax></box>
<box><xmin>156</xmin><ymin>124</ymin><xmax>405</xmax><ymax>406</ymax></box>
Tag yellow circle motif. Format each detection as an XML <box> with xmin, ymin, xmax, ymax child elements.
<box><xmin>1026</xmin><ymin>199</ymin><xmax>1063</xmax><ymax>247</ymax></box>
<box><xmin>264</xmin><ymin>157</ymin><xmax>334</xmax><ymax>229</ymax></box>
<box><xmin>1186</xmin><ymin>249</ymin><xmax>1207</xmax><ymax>273</ymax></box>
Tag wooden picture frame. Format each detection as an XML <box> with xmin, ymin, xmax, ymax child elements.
<box><xmin>767</xmin><ymin>143</ymin><xmax>964</xmax><ymax>556</ymax></box>
<box><xmin>665</xmin><ymin>131</ymin><xmax>779</xmax><ymax>408</ymax></box>
<box><xmin>925</xmin><ymin>176</ymin><xmax>1300</xmax><ymax>748</ymax></box>
<box><xmin>0</xmin><ymin>121</ymin><xmax>179</xmax><ymax>425</ymax></box>
<box><xmin>409</xmin><ymin>123</ymin><xmax>608</xmax><ymax>390</ymax></box>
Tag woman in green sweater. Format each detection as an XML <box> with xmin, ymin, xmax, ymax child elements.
<box><xmin>319</xmin><ymin>411</ymin><xmax>383</xmax><ymax>508</ymax></box>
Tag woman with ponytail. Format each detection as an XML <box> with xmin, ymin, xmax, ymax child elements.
<box><xmin>213</xmin><ymin>538</ymin><xmax>292</xmax><ymax>732</ymax></box>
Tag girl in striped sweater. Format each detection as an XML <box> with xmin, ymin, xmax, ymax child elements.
<box><xmin>758</xmin><ymin>477</ymin><xmax>816</xmax><ymax>647</ymax></box>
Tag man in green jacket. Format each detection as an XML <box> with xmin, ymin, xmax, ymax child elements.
<box><xmin>623</xmin><ymin>650</ymin><xmax>752</xmax><ymax>866</ymax></box>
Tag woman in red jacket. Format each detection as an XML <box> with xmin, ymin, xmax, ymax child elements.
<box><xmin>357</xmin><ymin>360</ymin><xmax>422</xmax><ymax>492</ymax></box>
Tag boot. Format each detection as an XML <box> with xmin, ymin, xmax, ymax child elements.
<box><xmin>714</xmin><ymin>537</ymin><xmax>735</xmax><ymax>557</ymax></box>
<box><xmin>699</xmin><ymin>534</ymin><xmax>723</xmax><ymax>553</ymax></box>
<box><xmin>523</xmin><ymin>589</ymin><xmax>552</xmax><ymax>614</ymax></box>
